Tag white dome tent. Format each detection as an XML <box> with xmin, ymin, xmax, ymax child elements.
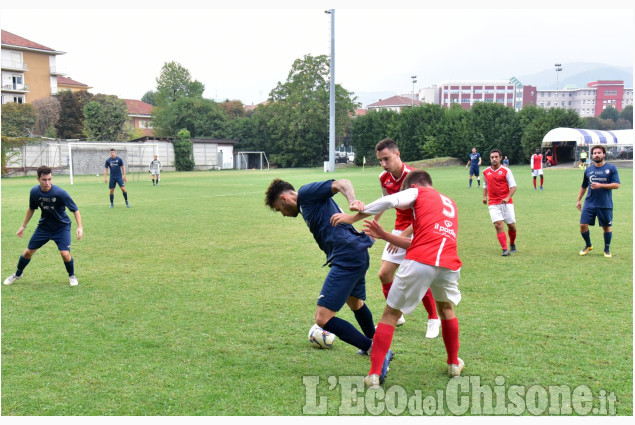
<box><xmin>541</xmin><ymin>128</ymin><xmax>633</xmax><ymax>166</ymax></box>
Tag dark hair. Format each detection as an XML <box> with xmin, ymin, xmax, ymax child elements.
<box><xmin>37</xmin><ymin>165</ymin><xmax>52</xmax><ymax>178</ymax></box>
<box><xmin>591</xmin><ymin>145</ymin><xmax>606</xmax><ymax>155</ymax></box>
<box><xmin>375</xmin><ymin>138</ymin><xmax>398</xmax><ymax>153</ymax></box>
<box><xmin>490</xmin><ymin>149</ymin><xmax>502</xmax><ymax>157</ymax></box>
<box><xmin>265</xmin><ymin>178</ymin><xmax>295</xmax><ymax>209</ymax></box>
<box><xmin>110</xmin><ymin>148</ymin><xmax>116</xmax><ymax>152</ymax></box>
<box><xmin>402</xmin><ymin>169</ymin><xmax>432</xmax><ymax>189</ymax></box>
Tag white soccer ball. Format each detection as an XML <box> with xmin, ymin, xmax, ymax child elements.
<box><xmin>308</xmin><ymin>324</ymin><xmax>336</xmax><ymax>349</ymax></box>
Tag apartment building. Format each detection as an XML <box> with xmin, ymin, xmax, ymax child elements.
<box><xmin>537</xmin><ymin>80</ymin><xmax>633</xmax><ymax>117</ymax></box>
<box><xmin>436</xmin><ymin>80</ymin><xmax>537</xmax><ymax>111</ymax></box>
<box><xmin>1</xmin><ymin>30</ymin><xmax>65</xmax><ymax>104</ymax></box>
<box><xmin>123</xmin><ymin>99</ymin><xmax>154</xmax><ymax>137</ymax></box>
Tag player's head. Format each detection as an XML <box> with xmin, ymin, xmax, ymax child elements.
<box><xmin>36</xmin><ymin>165</ymin><xmax>53</xmax><ymax>191</ymax></box>
<box><xmin>489</xmin><ymin>149</ymin><xmax>502</xmax><ymax>166</ymax></box>
<box><xmin>472</xmin><ymin>147</ymin><xmax>477</xmax><ymax>153</ymax></box>
<box><xmin>265</xmin><ymin>178</ymin><xmax>299</xmax><ymax>217</ymax></box>
<box><xmin>591</xmin><ymin>145</ymin><xmax>606</xmax><ymax>163</ymax></box>
<box><xmin>402</xmin><ymin>169</ymin><xmax>432</xmax><ymax>189</ymax></box>
<box><xmin>375</xmin><ymin>138</ymin><xmax>402</xmax><ymax>173</ymax></box>
<box><xmin>535</xmin><ymin>147</ymin><xmax>540</xmax><ymax>154</ymax></box>
<box><xmin>110</xmin><ymin>148</ymin><xmax>117</xmax><ymax>158</ymax></box>
<box><xmin>154</xmin><ymin>154</ymin><xmax>158</xmax><ymax>159</ymax></box>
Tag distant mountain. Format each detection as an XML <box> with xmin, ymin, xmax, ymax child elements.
<box><xmin>516</xmin><ymin>62</ymin><xmax>633</xmax><ymax>90</ymax></box>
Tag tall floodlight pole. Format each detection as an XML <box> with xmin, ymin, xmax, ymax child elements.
<box><xmin>325</xmin><ymin>9</ymin><xmax>335</xmax><ymax>172</ymax></box>
<box><xmin>555</xmin><ymin>63</ymin><xmax>562</xmax><ymax>101</ymax></box>
<box><xmin>411</xmin><ymin>75</ymin><xmax>417</xmax><ymax>107</ymax></box>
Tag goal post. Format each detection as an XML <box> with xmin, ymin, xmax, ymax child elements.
<box><xmin>236</xmin><ymin>151</ymin><xmax>269</xmax><ymax>170</ymax></box>
<box><xmin>65</xmin><ymin>142</ymin><xmax>158</xmax><ymax>184</ymax></box>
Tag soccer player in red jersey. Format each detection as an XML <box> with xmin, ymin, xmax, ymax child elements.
<box><xmin>331</xmin><ymin>170</ymin><xmax>464</xmax><ymax>387</ymax></box>
<box><xmin>373</xmin><ymin>138</ymin><xmax>440</xmax><ymax>338</ymax></box>
<box><xmin>483</xmin><ymin>149</ymin><xmax>518</xmax><ymax>256</ymax></box>
<box><xmin>530</xmin><ymin>148</ymin><xmax>544</xmax><ymax>191</ymax></box>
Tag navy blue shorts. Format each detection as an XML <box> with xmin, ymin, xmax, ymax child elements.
<box><xmin>580</xmin><ymin>207</ymin><xmax>613</xmax><ymax>227</ymax></box>
<box><xmin>469</xmin><ymin>166</ymin><xmax>479</xmax><ymax>177</ymax></box>
<box><xmin>317</xmin><ymin>252</ymin><xmax>369</xmax><ymax>312</ymax></box>
<box><xmin>109</xmin><ymin>176</ymin><xmax>125</xmax><ymax>189</ymax></box>
<box><xmin>28</xmin><ymin>225</ymin><xmax>72</xmax><ymax>252</ymax></box>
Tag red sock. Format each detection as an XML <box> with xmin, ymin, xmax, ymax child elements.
<box><xmin>441</xmin><ymin>318</ymin><xmax>459</xmax><ymax>365</ymax></box>
<box><xmin>497</xmin><ymin>232</ymin><xmax>508</xmax><ymax>250</ymax></box>
<box><xmin>533</xmin><ymin>178</ymin><xmax>536</xmax><ymax>189</ymax></box>
<box><xmin>422</xmin><ymin>290</ymin><xmax>438</xmax><ymax>320</ymax></box>
<box><xmin>381</xmin><ymin>282</ymin><xmax>392</xmax><ymax>299</ymax></box>
<box><xmin>508</xmin><ymin>230</ymin><xmax>517</xmax><ymax>245</ymax></box>
<box><xmin>369</xmin><ymin>323</ymin><xmax>395</xmax><ymax>376</ymax></box>
<box><xmin>540</xmin><ymin>176</ymin><xmax>544</xmax><ymax>188</ymax></box>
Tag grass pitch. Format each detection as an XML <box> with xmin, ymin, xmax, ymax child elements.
<box><xmin>1</xmin><ymin>165</ymin><xmax>632</xmax><ymax>415</ymax></box>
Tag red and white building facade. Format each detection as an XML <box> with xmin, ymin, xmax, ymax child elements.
<box><xmin>435</xmin><ymin>80</ymin><xmax>537</xmax><ymax>111</ymax></box>
<box><xmin>537</xmin><ymin>80</ymin><xmax>633</xmax><ymax>117</ymax></box>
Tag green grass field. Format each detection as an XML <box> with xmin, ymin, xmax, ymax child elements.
<box><xmin>1</xmin><ymin>165</ymin><xmax>632</xmax><ymax>416</ymax></box>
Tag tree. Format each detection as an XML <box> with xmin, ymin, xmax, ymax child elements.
<box><xmin>219</xmin><ymin>99</ymin><xmax>245</xmax><ymax>119</ymax></box>
<box><xmin>599</xmin><ymin>106</ymin><xmax>619</xmax><ymax>122</ymax></box>
<box><xmin>264</xmin><ymin>54</ymin><xmax>359</xmax><ymax>167</ymax></box>
<box><xmin>350</xmin><ymin>109</ymin><xmax>397</xmax><ymax>166</ymax></box>
<box><xmin>83</xmin><ymin>94</ymin><xmax>129</xmax><ymax>141</ymax></box>
<box><xmin>141</xmin><ymin>90</ymin><xmax>157</xmax><ymax>106</ymax></box>
<box><xmin>55</xmin><ymin>90</ymin><xmax>93</xmax><ymax>139</ymax></box>
<box><xmin>152</xmin><ymin>97</ymin><xmax>227</xmax><ymax>138</ymax></box>
<box><xmin>620</xmin><ymin>105</ymin><xmax>633</xmax><ymax>128</ymax></box>
<box><xmin>467</xmin><ymin>103</ymin><xmax>522</xmax><ymax>165</ymax></box>
<box><xmin>519</xmin><ymin>106</ymin><xmax>583</xmax><ymax>162</ymax></box>
<box><xmin>31</xmin><ymin>96</ymin><xmax>61</xmax><ymax>136</ymax></box>
<box><xmin>0</xmin><ymin>103</ymin><xmax>37</xmax><ymax>137</ymax></box>
<box><xmin>155</xmin><ymin>61</ymin><xmax>205</xmax><ymax>107</ymax></box>
<box><xmin>173</xmin><ymin>128</ymin><xmax>195</xmax><ymax>171</ymax></box>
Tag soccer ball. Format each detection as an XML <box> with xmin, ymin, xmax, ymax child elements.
<box><xmin>308</xmin><ymin>324</ymin><xmax>336</xmax><ymax>349</ymax></box>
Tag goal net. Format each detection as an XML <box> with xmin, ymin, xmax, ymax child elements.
<box><xmin>236</xmin><ymin>151</ymin><xmax>269</xmax><ymax>170</ymax></box>
<box><xmin>66</xmin><ymin>142</ymin><xmax>158</xmax><ymax>184</ymax></box>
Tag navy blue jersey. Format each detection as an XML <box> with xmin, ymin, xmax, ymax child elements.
<box><xmin>29</xmin><ymin>185</ymin><xmax>78</xmax><ymax>232</ymax></box>
<box><xmin>582</xmin><ymin>163</ymin><xmax>620</xmax><ymax>209</ymax></box>
<box><xmin>297</xmin><ymin>180</ymin><xmax>374</xmax><ymax>266</ymax></box>
<box><xmin>105</xmin><ymin>156</ymin><xmax>124</xmax><ymax>179</ymax></box>
<box><xmin>469</xmin><ymin>152</ymin><xmax>481</xmax><ymax>167</ymax></box>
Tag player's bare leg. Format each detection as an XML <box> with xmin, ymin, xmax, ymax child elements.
<box><xmin>378</xmin><ymin>260</ymin><xmax>406</xmax><ymax>326</ymax></box>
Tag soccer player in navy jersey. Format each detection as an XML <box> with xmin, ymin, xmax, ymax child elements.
<box><xmin>104</xmin><ymin>148</ymin><xmax>129</xmax><ymax>207</ymax></box>
<box><xmin>265</xmin><ymin>179</ymin><xmax>391</xmax><ymax>366</ymax></box>
<box><xmin>576</xmin><ymin>145</ymin><xmax>620</xmax><ymax>257</ymax></box>
<box><xmin>465</xmin><ymin>147</ymin><xmax>482</xmax><ymax>188</ymax></box>
<box><xmin>4</xmin><ymin>166</ymin><xmax>83</xmax><ymax>286</ymax></box>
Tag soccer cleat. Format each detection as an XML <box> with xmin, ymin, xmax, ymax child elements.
<box><xmin>604</xmin><ymin>251</ymin><xmax>612</xmax><ymax>258</ymax></box>
<box><xmin>579</xmin><ymin>246</ymin><xmax>593</xmax><ymax>256</ymax></box>
<box><xmin>357</xmin><ymin>349</ymin><xmax>369</xmax><ymax>356</ymax></box>
<box><xmin>69</xmin><ymin>275</ymin><xmax>79</xmax><ymax>286</ymax></box>
<box><xmin>110</xmin><ymin>204</ymin><xmax>114</xmax><ymax>208</ymax></box>
<box><xmin>510</xmin><ymin>244</ymin><xmax>517</xmax><ymax>253</ymax></box>
<box><xmin>502</xmin><ymin>249</ymin><xmax>510</xmax><ymax>256</ymax></box>
<box><xmin>534</xmin><ymin>187</ymin><xmax>537</xmax><ymax>191</ymax></box>
<box><xmin>126</xmin><ymin>203</ymin><xmax>130</xmax><ymax>208</ymax></box>
<box><xmin>540</xmin><ymin>187</ymin><xmax>544</xmax><ymax>191</ymax></box>
<box><xmin>396</xmin><ymin>315</ymin><xmax>406</xmax><ymax>327</ymax></box>
<box><xmin>425</xmin><ymin>318</ymin><xmax>441</xmax><ymax>339</ymax></box>
<box><xmin>448</xmin><ymin>358</ymin><xmax>465</xmax><ymax>377</ymax></box>
<box><xmin>379</xmin><ymin>349</ymin><xmax>394</xmax><ymax>384</ymax></box>
<box><xmin>364</xmin><ymin>374</ymin><xmax>381</xmax><ymax>389</ymax></box>
<box><xmin>3</xmin><ymin>274</ymin><xmax>21</xmax><ymax>285</ymax></box>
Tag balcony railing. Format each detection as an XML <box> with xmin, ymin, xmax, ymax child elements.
<box><xmin>1</xmin><ymin>60</ymin><xmax>28</xmax><ymax>71</ymax></box>
<box><xmin>50</xmin><ymin>66</ymin><xmax>65</xmax><ymax>75</ymax></box>
<box><xmin>1</xmin><ymin>84</ymin><xmax>30</xmax><ymax>93</ymax></box>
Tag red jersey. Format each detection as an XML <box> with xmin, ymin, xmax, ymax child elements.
<box><xmin>483</xmin><ymin>165</ymin><xmax>516</xmax><ymax>205</ymax></box>
<box><xmin>531</xmin><ymin>154</ymin><xmax>543</xmax><ymax>170</ymax></box>
<box><xmin>405</xmin><ymin>187</ymin><xmax>462</xmax><ymax>271</ymax></box>
<box><xmin>379</xmin><ymin>163</ymin><xmax>414</xmax><ymax>230</ymax></box>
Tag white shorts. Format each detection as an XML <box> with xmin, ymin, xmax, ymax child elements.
<box><xmin>532</xmin><ymin>169</ymin><xmax>543</xmax><ymax>177</ymax></box>
<box><xmin>488</xmin><ymin>203</ymin><xmax>516</xmax><ymax>224</ymax></box>
<box><xmin>150</xmin><ymin>169</ymin><xmax>161</xmax><ymax>175</ymax></box>
<box><xmin>380</xmin><ymin>229</ymin><xmax>412</xmax><ymax>264</ymax></box>
<box><xmin>387</xmin><ymin>259</ymin><xmax>461</xmax><ymax>315</ymax></box>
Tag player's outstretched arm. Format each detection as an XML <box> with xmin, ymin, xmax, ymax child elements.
<box><xmin>363</xmin><ymin>219</ymin><xmax>412</xmax><ymax>249</ymax></box>
<box><xmin>330</xmin><ymin>212</ymin><xmax>369</xmax><ymax>227</ymax></box>
<box><xmin>74</xmin><ymin>210</ymin><xmax>83</xmax><ymax>240</ymax></box>
<box><xmin>104</xmin><ymin>168</ymin><xmax>108</xmax><ymax>183</ymax></box>
<box><xmin>16</xmin><ymin>208</ymin><xmax>35</xmax><ymax>238</ymax></box>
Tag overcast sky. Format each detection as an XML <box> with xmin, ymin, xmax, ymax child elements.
<box><xmin>1</xmin><ymin>1</ymin><xmax>633</xmax><ymax>106</ymax></box>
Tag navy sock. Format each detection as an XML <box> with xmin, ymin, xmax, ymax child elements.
<box><xmin>123</xmin><ymin>192</ymin><xmax>128</xmax><ymax>202</ymax></box>
<box><xmin>581</xmin><ymin>230</ymin><xmax>592</xmax><ymax>247</ymax></box>
<box><xmin>16</xmin><ymin>255</ymin><xmax>30</xmax><ymax>277</ymax></box>
<box><xmin>323</xmin><ymin>316</ymin><xmax>372</xmax><ymax>352</ymax></box>
<box><xmin>469</xmin><ymin>179</ymin><xmax>472</xmax><ymax>187</ymax></box>
<box><xmin>64</xmin><ymin>258</ymin><xmax>74</xmax><ymax>276</ymax></box>
<box><xmin>353</xmin><ymin>303</ymin><xmax>375</xmax><ymax>339</ymax></box>
<box><xmin>110</xmin><ymin>194</ymin><xmax>114</xmax><ymax>204</ymax></box>
<box><xmin>604</xmin><ymin>232</ymin><xmax>612</xmax><ymax>252</ymax></box>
